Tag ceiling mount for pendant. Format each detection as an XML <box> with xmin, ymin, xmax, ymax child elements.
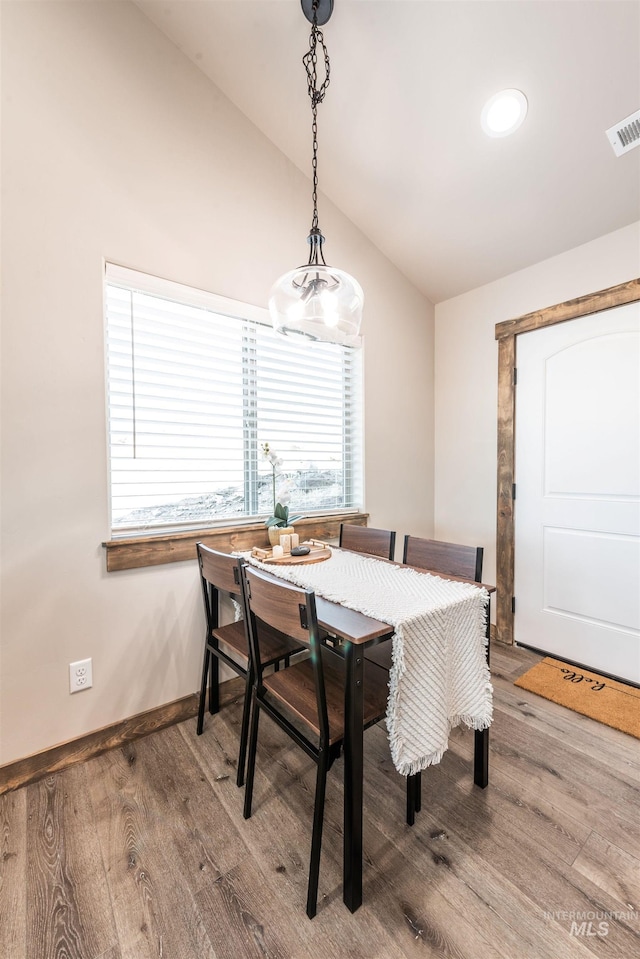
<box><xmin>301</xmin><ymin>0</ymin><xmax>334</xmax><ymax>26</ymax></box>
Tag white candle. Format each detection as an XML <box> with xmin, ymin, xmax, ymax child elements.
<box><xmin>272</xmin><ymin>544</ymin><xmax>284</xmax><ymax>559</ymax></box>
<box><xmin>290</xmin><ymin>533</ymin><xmax>299</xmax><ymax>548</ymax></box>
<box><xmin>280</xmin><ymin>534</ymin><xmax>291</xmax><ymax>553</ymax></box>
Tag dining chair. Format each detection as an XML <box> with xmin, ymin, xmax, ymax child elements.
<box><xmin>403</xmin><ymin>535</ymin><xmax>484</xmax><ymax>582</ymax></box>
<box><xmin>320</xmin><ymin>525</ymin><xmax>396</xmax><ymax>654</ymax></box>
<box><xmin>196</xmin><ymin>543</ymin><xmax>304</xmax><ymax>787</ymax></box>
<box><xmin>365</xmin><ymin>535</ymin><xmax>486</xmax><ymax>824</ymax></box>
<box><xmin>240</xmin><ymin>563</ymin><xmax>392</xmax><ymax>919</ymax></box>
<box><xmin>339</xmin><ymin>523</ymin><xmax>396</xmax><ymax>560</ymax></box>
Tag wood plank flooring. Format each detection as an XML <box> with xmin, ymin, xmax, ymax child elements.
<box><xmin>1</xmin><ymin>644</ymin><xmax>638</xmax><ymax>959</ymax></box>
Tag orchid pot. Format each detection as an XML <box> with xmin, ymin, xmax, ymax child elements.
<box><xmin>268</xmin><ymin>525</ymin><xmax>295</xmax><ymax>548</ymax></box>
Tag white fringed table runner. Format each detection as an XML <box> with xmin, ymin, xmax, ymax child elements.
<box><xmin>244</xmin><ymin>548</ymin><xmax>493</xmax><ymax>776</ymax></box>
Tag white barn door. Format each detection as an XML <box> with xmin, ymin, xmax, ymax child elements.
<box><xmin>514</xmin><ymin>302</ymin><xmax>640</xmax><ymax>684</ymax></box>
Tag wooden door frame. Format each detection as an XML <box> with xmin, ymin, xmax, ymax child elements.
<box><xmin>494</xmin><ymin>277</ymin><xmax>640</xmax><ymax>645</ymax></box>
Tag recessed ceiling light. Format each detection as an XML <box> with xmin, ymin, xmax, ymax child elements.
<box><xmin>481</xmin><ymin>89</ymin><xmax>528</xmax><ymax>138</ymax></box>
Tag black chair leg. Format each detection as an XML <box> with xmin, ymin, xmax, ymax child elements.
<box><xmin>236</xmin><ymin>666</ymin><xmax>254</xmax><ymax>788</ymax></box>
<box><xmin>306</xmin><ymin>752</ymin><xmax>329</xmax><ymax>920</ymax></box>
<box><xmin>243</xmin><ymin>691</ymin><xmax>260</xmax><ymax>820</ymax></box>
<box><xmin>414</xmin><ymin>771</ymin><xmax>422</xmax><ymax>812</ymax></box>
<box><xmin>208</xmin><ymin>649</ymin><xmax>220</xmax><ymax>715</ymax></box>
<box><xmin>196</xmin><ymin>646</ymin><xmax>210</xmax><ymax>735</ymax></box>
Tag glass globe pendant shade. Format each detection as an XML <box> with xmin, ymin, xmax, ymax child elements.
<box><xmin>269</xmin><ymin>260</ymin><xmax>364</xmax><ymax>347</ymax></box>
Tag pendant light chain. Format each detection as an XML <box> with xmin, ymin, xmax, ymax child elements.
<box><xmin>302</xmin><ymin>8</ymin><xmax>331</xmax><ymax>265</ymax></box>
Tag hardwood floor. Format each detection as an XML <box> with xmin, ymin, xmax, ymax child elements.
<box><xmin>1</xmin><ymin>644</ymin><xmax>638</xmax><ymax>959</ymax></box>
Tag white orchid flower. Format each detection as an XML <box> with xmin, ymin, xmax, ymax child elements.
<box><xmin>262</xmin><ymin>441</ymin><xmax>303</xmax><ymax>528</ymax></box>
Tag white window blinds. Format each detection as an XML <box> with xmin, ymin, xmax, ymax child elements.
<box><xmin>105</xmin><ymin>264</ymin><xmax>363</xmax><ymax>534</ymax></box>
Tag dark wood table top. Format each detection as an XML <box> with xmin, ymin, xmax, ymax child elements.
<box><xmin>314</xmin><ymin>596</ymin><xmax>393</xmax><ymax>646</ymax></box>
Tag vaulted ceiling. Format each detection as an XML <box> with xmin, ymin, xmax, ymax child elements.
<box><xmin>136</xmin><ymin>0</ymin><xmax>640</xmax><ymax>303</ymax></box>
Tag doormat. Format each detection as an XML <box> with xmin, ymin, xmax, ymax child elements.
<box><xmin>514</xmin><ymin>657</ymin><xmax>640</xmax><ymax>739</ymax></box>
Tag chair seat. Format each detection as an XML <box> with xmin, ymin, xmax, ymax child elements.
<box><xmin>264</xmin><ymin>653</ymin><xmax>389</xmax><ymax>745</ymax></box>
<box><xmin>211</xmin><ymin>621</ymin><xmax>248</xmax><ymax>663</ymax></box>
<box><xmin>212</xmin><ymin>619</ymin><xmax>302</xmax><ymax>668</ymax></box>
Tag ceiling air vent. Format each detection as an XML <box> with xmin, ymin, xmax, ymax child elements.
<box><xmin>606</xmin><ymin>109</ymin><xmax>640</xmax><ymax>157</ymax></box>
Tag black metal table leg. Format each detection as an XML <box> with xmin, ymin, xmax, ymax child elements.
<box><xmin>473</xmin><ymin>596</ymin><xmax>491</xmax><ymax>788</ymax></box>
<box><xmin>473</xmin><ymin>728</ymin><xmax>489</xmax><ymax>787</ymax></box>
<box><xmin>343</xmin><ymin>642</ymin><xmax>364</xmax><ymax>912</ymax></box>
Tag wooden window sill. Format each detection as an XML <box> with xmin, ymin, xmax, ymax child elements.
<box><xmin>102</xmin><ymin>512</ymin><xmax>369</xmax><ymax>572</ymax></box>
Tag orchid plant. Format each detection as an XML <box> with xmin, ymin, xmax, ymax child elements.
<box><xmin>262</xmin><ymin>442</ymin><xmax>303</xmax><ymax>528</ymax></box>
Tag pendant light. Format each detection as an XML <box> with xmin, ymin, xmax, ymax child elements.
<box><xmin>268</xmin><ymin>0</ymin><xmax>364</xmax><ymax>347</ymax></box>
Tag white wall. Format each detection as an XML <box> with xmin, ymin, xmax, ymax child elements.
<box><xmin>0</xmin><ymin>1</ymin><xmax>434</xmax><ymax>766</ymax></box>
<box><xmin>434</xmin><ymin>221</ymin><xmax>640</xmax><ymax>595</ymax></box>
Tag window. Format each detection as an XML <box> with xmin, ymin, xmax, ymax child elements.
<box><xmin>105</xmin><ymin>264</ymin><xmax>363</xmax><ymax>536</ymax></box>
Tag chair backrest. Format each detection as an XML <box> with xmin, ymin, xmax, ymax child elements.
<box><xmin>339</xmin><ymin>524</ymin><xmax>396</xmax><ymax>560</ymax></box>
<box><xmin>197</xmin><ymin>543</ymin><xmax>244</xmax><ymax>630</ymax></box>
<box><xmin>402</xmin><ymin>536</ymin><xmax>483</xmax><ymax>583</ymax></box>
<box><xmin>241</xmin><ymin>564</ymin><xmax>329</xmax><ymax>745</ymax></box>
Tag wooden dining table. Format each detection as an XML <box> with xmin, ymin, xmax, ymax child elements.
<box><xmin>247</xmin><ymin>546</ymin><xmax>495</xmax><ymax>914</ymax></box>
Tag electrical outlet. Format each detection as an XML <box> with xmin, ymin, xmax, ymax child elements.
<box><xmin>69</xmin><ymin>658</ymin><xmax>93</xmax><ymax>694</ymax></box>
